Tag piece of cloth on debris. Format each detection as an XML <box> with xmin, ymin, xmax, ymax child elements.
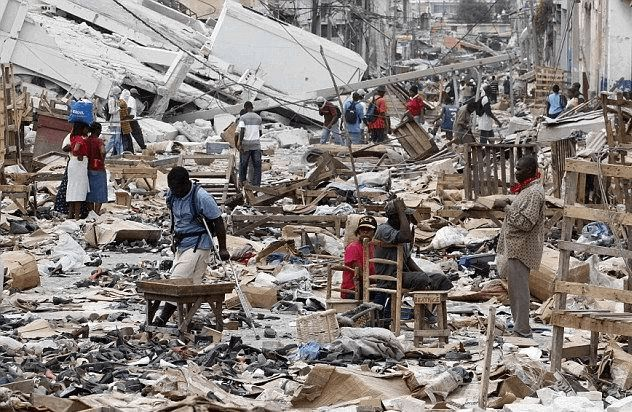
<box><xmin>328</xmin><ymin>327</ymin><xmax>405</xmax><ymax>361</ymax></box>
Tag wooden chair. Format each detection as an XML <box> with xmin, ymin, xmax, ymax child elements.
<box><xmin>362</xmin><ymin>238</ymin><xmax>405</xmax><ymax>336</ymax></box>
<box><xmin>325</xmin><ymin>263</ymin><xmax>362</xmax><ymax>313</ymax></box>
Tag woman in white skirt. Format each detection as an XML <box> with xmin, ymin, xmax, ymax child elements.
<box><xmin>66</xmin><ymin>122</ymin><xmax>90</xmax><ymax>219</ymax></box>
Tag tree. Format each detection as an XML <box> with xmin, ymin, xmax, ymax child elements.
<box><xmin>456</xmin><ymin>0</ymin><xmax>492</xmax><ymax>24</ymax></box>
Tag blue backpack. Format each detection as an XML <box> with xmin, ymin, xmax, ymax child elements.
<box><xmin>363</xmin><ymin>97</ymin><xmax>381</xmax><ymax>123</ymax></box>
<box><xmin>166</xmin><ymin>183</ymin><xmax>204</xmax><ymax>232</ymax></box>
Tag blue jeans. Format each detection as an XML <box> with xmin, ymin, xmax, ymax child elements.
<box><xmin>320</xmin><ymin>123</ymin><xmax>342</xmax><ymax>145</ymax></box>
<box><xmin>239</xmin><ymin>149</ymin><xmax>262</xmax><ymax>187</ymax></box>
<box><xmin>348</xmin><ymin>132</ymin><xmax>362</xmax><ymax>144</ymax></box>
<box><xmin>105</xmin><ymin>127</ymin><xmax>123</xmax><ymax>156</ymax></box>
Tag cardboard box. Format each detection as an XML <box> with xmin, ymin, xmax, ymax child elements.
<box><xmin>529</xmin><ymin>246</ymin><xmax>590</xmax><ymax>302</ymax></box>
<box><xmin>115</xmin><ymin>190</ymin><xmax>131</xmax><ymax>207</ymax></box>
<box><xmin>242</xmin><ymin>286</ymin><xmax>278</xmax><ymax>309</ymax></box>
<box><xmin>2</xmin><ymin>251</ymin><xmax>40</xmax><ymax>291</ymax></box>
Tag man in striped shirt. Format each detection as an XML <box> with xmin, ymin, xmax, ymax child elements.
<box><xmin>237</xmin><ymin>101</ymin><xmax>263</xmax><ymax>187</ymax></box>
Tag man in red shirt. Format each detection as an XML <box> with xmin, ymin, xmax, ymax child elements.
<box><xmin>341</xmin><ymin>216</ymin><xmax>377</xmax><ymax>299</ymax></box>
<box><xmin>367</xmin><ymin>85</ymin><xmax>389</xmax><ymax>143</ymax></box>
<box><xmin>405</xmin><ymin>85</ymin><xmax>425</xmax><ymax>124</ymax></box>
<box><xmin>316</xmin><ymin>96</ymin><xmax>342</xmax><ymax>145</ymax></box>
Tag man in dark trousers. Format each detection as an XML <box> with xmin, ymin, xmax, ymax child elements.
<box><xmin>152</xmin><ymin>166</ymin><xmax>230</xmax><ymax>326</ymax></box>
<box><xmin>237</xmin><ymin>101</ymin><xmax>263</xmax><ymax>187</ymax></box>
<box><xmin>489</xmin><ymin>75</ymin><xmax>499</xmax><ymax>104</ymax></box>
<box><xmin>497</xmin><ymin>156</ymin><xmax>545</xmax><ymax>338</ymax></box>
<box><xmin>373</xmin><ymin>198</ymin><xmax>452</xmax><ymax>321</ymax></box>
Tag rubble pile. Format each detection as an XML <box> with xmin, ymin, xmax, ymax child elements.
<box><xmin>1</xmin><ymin>1</ymin><xmax>632</xmax><ymax>411</ymax></box>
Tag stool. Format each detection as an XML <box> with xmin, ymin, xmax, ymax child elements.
<box><xmin>412</xmin><ymin>291</ymin><xmax>449</xmax><ymax>347</ymax></box>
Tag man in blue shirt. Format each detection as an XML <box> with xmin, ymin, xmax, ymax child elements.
<box><xmin>152</xmin><ymin>166</ymin><xmax>230</xmax><ymax>326</ymax></box>
<box><xmin>343</xmin><ymin>92</ymin><xmax>365</xmax><ymax>144</ymax></box>
<box><xmin>434</xmin><ymin>95</ymin><xmax>458</xmax><ymax>141</ymax></box>
<box><xmin>546</xmin><ymin>84</ymin><xmax>565</xmax><ymax>119</ymax></box>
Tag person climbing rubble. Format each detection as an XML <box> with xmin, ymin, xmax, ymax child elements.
<box><xmin>496</xmin><ymin>156</ymin><xmax>546</xmax><ymax>338</ymax></box>
<box><xmin>152</xmin><ymin>166</ymin><xmax>230</xmax><ymax>327</ymax></box>
<box><xmin>341</xmin><ymin>216</ymin><xmax>377</xmax><ymax>299</ymax></box>
<box><xmin>373</xmin><ymin>198</ymin><xmax>452</xmax><ymax>322</ymax></box>
<box><xmin>316</xmin><ymin>96</ymin><xmax>342</xmax><ymax>145</ymax></box>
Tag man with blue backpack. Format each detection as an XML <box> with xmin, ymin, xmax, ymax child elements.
<box><xmin>152</xmin><ymin>166</ymin><xmax>230</xmax><ymax>327</ymax></box>
<box><xmin>343</xmin><ymin>92</ymin><xmax>365</xmax><ymax>144</ymax></box>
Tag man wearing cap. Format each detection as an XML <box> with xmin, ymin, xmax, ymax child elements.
<box><xmin>367</xmin><ymin>85</ymin><xmax>389</xmax><ymax>143</ymax></box>
<box><xmin>373</xmin><ymin>198</ymin><xmax>452</xmax><ymax>320</ymax></box>
<box><xmin>341</xmin><ymin>216</ymin><xmax>377</xmax><ymax>299</ymax></box>
<box><xmin>129</xmin><ymin>88</ymin><xmax>146</xmax><ymax>151</ymax></box>
<box><xmin>316</xmin><ymin>96</ymin><xmax>342</xmax><ymax>145</ymax></box>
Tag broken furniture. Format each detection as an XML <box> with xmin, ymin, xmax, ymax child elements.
<box><xmin>180</xmin><ymin>153</ymin><xmax>237</xmax><ymax>206</ymax></box>
<box><xmin>326</xmin><ymin>264</ymin><xmax>361</xmax><ymax>313</ymax></box>
<box><xmin>550</xmin><ymin>159</ymin><xmax>632</xmax><ymax>371</ymax></box>
<box><xmin>391</xmin><ymin>117</ymin><xmax>439</xmax><ymax>160</ymax></box>
<box><xmin>0</xmin><ymin>184</ymin><xmax>34</xmax><ymax>215</ymax></box>
<box><xmin>136</xmin><ymin>279</ymin><xmax>234</xmax><ymax>335</ymax></box>
<box><xmin>412</xmin><ymin>291</ymin><xmax>449</xmax><ymax>347</ymax></box>
<box><xmin>109</xmin><ymin>165</ymin><xmax>158</xmax><ymax>192</ymax></box>
<box><xmin>231</xmin><ymin>214</ymin><xmax>347</xmax><ymax>237</ymax></box>
<box><xmin>362</xmin><ymin>239</ymin><xmax>406</xmax><ymax>336</ymax></box>
<box><xmin>463</xmin><ymin>142</ymin><xmax>538</xmax><ymax>200</ymax></box>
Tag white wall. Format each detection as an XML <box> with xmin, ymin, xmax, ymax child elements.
<box><xmin>604</xmin><ymin>0</ymin><xmax>632</xmax><ymax>91</ymax></box>
<box><xmin>208</xmin><ymin>1</ymin><xmax>367</xmax><ymax>95</ymax></box>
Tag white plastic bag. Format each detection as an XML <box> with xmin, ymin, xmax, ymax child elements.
<box><xmin>430</xmin><ymin>226</ymin><xmax>468</xmax><ymax>250</ymax></box>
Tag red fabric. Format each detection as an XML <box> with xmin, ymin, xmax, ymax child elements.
<box><xmin>406</xmin><ymin>95</ymin><xmax>424</xmax><ymax>117</ymax></box>
<box><xmin>368</xmin><ymin>97</ymin><xmax>387</xmax><ymax>130</ymax></box>
<box><xmin>70</xmin><ymin>135</ymin><xmax>88</xmax><ymax>157</ymax></box>
<box><xmin>341</xmin><ymin>241</ymin><xmax>375</xmax><ymax>299</ymax></box>
<box><xmin>510</xmin><ymin>171</ymin><xmax>541</xmax><ymax>194</ymax></box>
<box><xmin>86</xmin><ymin>136</ymin><xmax>105</xmax><ymax>171</ymax></box>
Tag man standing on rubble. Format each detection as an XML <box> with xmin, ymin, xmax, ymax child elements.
<box><xmin>373</xmin><ymin>198</ymin><xmax>452</xmax><ymax>321</ymax></box>
<box><xmin>128</xmin><ymin>88</ymin><xmax>147</xmax><ymax>151</ymax></box>
<box><xmin>343</xmin><ymin>92</ymin><xmax>365</xmax><ymax>144</ymax></box>
<box><xmin>104</xmin><ymin>86</ymin><xmax>122</xmax><ymax>156</ymax></box>
<box><xmin>153</xmin><ymin>166</ymin><xmax>230</xmax><ymax>327</ymax></box>
<box><xmin>477</xmin><ymin>85</ymin><xmax>502</xmax><ymax>143</ymax></box>
<box><xmin>367</xmin><ymin>85</ymin><xmax>389</xmax><ymax>143</ymax></box>
<box><xmin>453</xmin><ymin>101</ymin><xmax>476</xmax><ymax>144</ymax></box>
<box><xmin>237</xmin><ymin>101</ymin><xmax>263</xmax><ymax>187</ymax></box>
<box><xmin>497</xmin><ymin>156</ymin><xmax>545</xmax><ymax>338</ymax></box>
<box><xmin>316</xmin><ymin>96</ymin><xmax>342</xmax><ymax>145</ymax></box>
<box><xmin>545</xmin><ymin>84</ymin><xmax>566</xmax><ymax>119</ymax></box>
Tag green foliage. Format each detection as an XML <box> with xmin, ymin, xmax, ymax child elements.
<box><xmin>456</xmin><ymin>0</ymin><xmax>492</xmax><ymax>24</ymax></box>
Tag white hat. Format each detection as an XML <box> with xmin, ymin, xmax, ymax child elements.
<box><xmin>316</xmin><ymin>96</ymin><xmax>325</xmax><ymax>104</ymax></box>
<box><xmin>357</xmin><ymin>89</ymin><xmax>367</xmax><ymax>97</ymax></box>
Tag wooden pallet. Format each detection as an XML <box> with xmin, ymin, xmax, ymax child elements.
<box><xmin>392</xmin><ymin>118</ymin><xmax>438</xmax><ymax>160</ymax></box>
<box><xmin>463</xmin><ymin>143</ymin><xmax>538</xmax><ymax>200</ymax></box>
<box><xmin>533</xmin><ymin>66</ymin><xmax>565</xmax><ymax>109</ymax></box>
<box><xmin>550</xmin><ymin>158</ymin><xmax>632</xmax><ymax>371</ymax></box>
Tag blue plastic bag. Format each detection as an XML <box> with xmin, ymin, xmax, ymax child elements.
<box><xmin>68</xmin><ymin>100</ymin><xmax>94</xmax><ymax>125</ymax></box>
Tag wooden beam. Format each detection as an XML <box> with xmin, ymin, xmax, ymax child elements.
<box><xmin>565</xmin><ymin>158</ymin><xmax>632</xmax><ymax>179</ymax></box>
<box><xmin>551</xmin><ymin>311</ymin><xmax>632</xmax><ymax>336</ymax></box>
<box><xmin>554</xmin><ymin>281</ymin><xmax>632</xmax><ymax>305</ymax></box>
<box><xmin>558</xmin><ymin>240</ymin><xmax>632</xmax><ymax>260</ymax></box>
<box><xmin>564</xmin><ymin>205</ymin><xmax>632</xmax><ymax>226</ymax></box>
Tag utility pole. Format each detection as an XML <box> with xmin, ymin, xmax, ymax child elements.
<box><xmin>311</xmin><ymin>0</ymin><xmax>320</xmax><ymax>35</ymax></box>
<box><xmin>390</xmin><ymin>0</ymin><xmax>397</xmax><ymax>74</ymax></box>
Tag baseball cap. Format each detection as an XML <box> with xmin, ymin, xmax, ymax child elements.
<box><xmin>316</xmin><ymin>96</ymin><xmax>326</xmax><ymax>104</ymax></box>
<box><xmin>357</xmin><ymin>89</ymin><xmax>367</xmax><ymax>97</ymax></box>
<box><xmin>357</xmin><ymin>216</ymin><xmax>377</xmax><ymax>231</ymax></box>
<box><xmin>130</xmin><ymin>88</ymin><xmax>140</xmax><ymax>96</ymax></box>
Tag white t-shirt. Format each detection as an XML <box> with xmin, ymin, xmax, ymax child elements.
<box><xmin>478</xmin><ymin>96</ymin><xmax>493</xmax><ymax>131</ymax></box>
<box><xmin>238</xmin><ymin>111</ymin><xmax>263</xmax><ymax>150</ymax></box>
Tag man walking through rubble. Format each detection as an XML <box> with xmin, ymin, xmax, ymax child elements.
<box><xmin>367</xmin><ymin>85</ymin><xmax>389</xmax><ymax>143</ymax></box>
<box><xmin>316</xmin><ymin>96</ymin><xmax>342</xmax><ymax>145</ymax></box>
<box><xmin>497</xmin><ymin>156</ymin><xmax>545</xmax><ymax>338</ymax></box>
<box><xmin>343</xmin><ymin>92</ymin><xmax>365</xmax><ymax>144</ymax></box>
<box><xmin>477</xmin><ymin>85</ymin><xmax>502</xmax><ymax>143</ymax></box>
<box><xmin>237</xmin><ymin>101</ymin><xmax>263</xmax><ymax>187</ymax></box>
<box><xmin>373</xmin><ymin>198</ymin><xmax>452</xmax><ymax>322</ymax></box>
<box><xmin>153</xmin><ymin>166</ymin><xmax>230</xmax><ymax>327</ymax></box>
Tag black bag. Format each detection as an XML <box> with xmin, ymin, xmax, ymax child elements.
<box><xmin>475</xmin><ymin>98</ymin><xmax>485</xmax><ymax>116</ymax></box>
<box><xmin>334</xmin><ymin>105</ymin><xmax>341</xmax><ymax>119</ymax></box>
<box><xmin>344</xmin><ymin>102</ymin><xmax>359</xmax><ymax>124</ymax></box>
<box><xmin>363</xmin><ymin>97</ymin><xmax>380</xmax><ymax>123</ymax></box>
<box><xmin>560</xmin><ymin>93</ymin><xmax>568</xmax><ymax>108</ymax></box>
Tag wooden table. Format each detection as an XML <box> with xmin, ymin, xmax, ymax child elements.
<box><xmin>136</xmin><ymin>279</ymin><xmax>234</xmax><ymax>335</ymax></box>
